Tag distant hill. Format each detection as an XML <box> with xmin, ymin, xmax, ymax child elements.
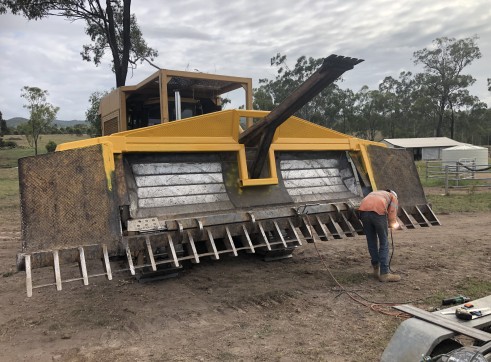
<box><xmin>6</xmin><ymin>117</ymin><xmax>86</xmax><ymax>128</ymax></box>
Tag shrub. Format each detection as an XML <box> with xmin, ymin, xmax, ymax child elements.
<box><xmin>0</xmin><ymin>137</ymin><xmax>17</xmax><ymax>149</ymax></box>
<box><xmin>45</xmin><ymin>140</ymin><xmax>57</xmax><ymax>153</ymax></box>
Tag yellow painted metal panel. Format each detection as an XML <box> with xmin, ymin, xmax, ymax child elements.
<box><xmin>275</xmin><ymin>116</ymin><xmax>351</xmax><ymax>140</ymax></box>
<box><xmin>241</xmin><ymin>178</ymin><xmax>279</xmax><ymax>187</ymax></box>
<box><xmin>359</xmin><ymin>143</ymin><xmax>378</xmax><ymax>190</ymax></box>
<box><xmin>123</xmin><ymin>137</ymin><xmax>237</xmax><ymax>145</ymax></box>
<box><xmin>101</xmin><ymin>142</ymin><xmax>115</xmax><ymax>191</ymax></box>
<box><xmin>56</xmin><ymin>109</ymin><xmax>387</xmax><ymax>189</ymax></box>
<box><xmin>115</xmin><ymin>110</ymin><xmax>238</xmax><ymax>140</ymax></box>
<box><xmin>123</xmin><ymin>144</ymin><xmax>243</xmax><ymax>152</ymax></box>
<box><xmin>271</xmin><ymin>144</ymin><xmax>352</xmax><ymax>151</ymax></box>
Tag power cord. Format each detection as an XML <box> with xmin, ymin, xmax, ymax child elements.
<box><xmin>303</xmin><ymin>214</ymin><xmax>416</xmax><ymax>319</ymax></box>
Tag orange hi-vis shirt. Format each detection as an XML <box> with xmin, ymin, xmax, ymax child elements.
<box><xmin>358</xmin><ymin>190</ymin><xmax>398</xmax><ymax>225</ymax></box>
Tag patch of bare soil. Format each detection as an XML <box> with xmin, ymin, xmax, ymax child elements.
<box><xmin>1</xmin><ymin>212</ymin><xmax>490</xmax><ymax>361</ymax></box>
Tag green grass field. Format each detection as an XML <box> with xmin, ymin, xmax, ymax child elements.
<box><xmin>0</xmin><ymin>134</ymin><xmax>88</xmax><ymax>168</ymax></box>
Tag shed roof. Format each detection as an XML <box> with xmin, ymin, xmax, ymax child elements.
<box><xmin>382</xmin><ymin>137</ymin><xmax>462</xmax><ymax>148</ymax></box>
<box><xmin>444</xmin><ymin>144</ymin><xmax>487</xmax><ymax>150</ymax></box>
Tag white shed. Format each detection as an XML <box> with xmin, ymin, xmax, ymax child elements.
<box><xmin>382</xmin><ymin>137</ymin><xmax>463</xmax><ymax>161</ymax></box>
<box><xmin>442</xmin><ymin>144</ymin><xmax>489</xmax><ymax>166</ymax></box>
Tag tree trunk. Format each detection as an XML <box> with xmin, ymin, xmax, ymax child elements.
<box><xmin>120</xmin><ymin>0</ymin><xmax>131</xmax><ymax>87</ymax></box>
<box><xmin>436</xmin><ymin>100</ymin><xmax>445</xmax><ymax>137</ymax></box>
<box><xmin>106</xmin><ymin>0</ymin><xmax>125</xmax><ymax>87</ymax></box>
<box><xmin>449</xmin><ymin>100</ymin><xmax>455</xmax><ymax>139</ymax></box>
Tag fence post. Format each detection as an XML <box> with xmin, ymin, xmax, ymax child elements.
<box><xmin>445</xmin><ymin>165</ymin><xmax>449</xmax><ymax>196</ymax></box>
<box><xmin>425</xmin><ymin>160</ymin><xmax>428</xmax><ymax>181</ymax></box>
<box><xmin>456</xmin><ymin>162</ymin><xmax>460</xmax><ymax>187</ymax></box>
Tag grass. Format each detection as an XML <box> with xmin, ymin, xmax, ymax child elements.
<box><xmin>0</xmin><ymin>168</ymin><xmax>20</xmax><ymax>209</ymax></box>
<box><xmin>416</xmin><ymin>160</ymin><xmax>491</xmax><ymax>213</ymax></box>
<box><xmin>332</xmin><ymin>271</ymin><xmax>367</xmax><ymax>285</ymax></box>
<box><xmin>425</xmin><ymin>279</ymin><xmax>491</xmax><ymax>307</ymax></box>
<box><xmin>0</xmin><ymin>134</ymin><xmax>89</xmax><ymax>168</ymax></box>
<box><xmin>0</xmin><ymin>134</ymin><xmax>90</xmax><ymax>221</ymax></box>
<box><xmin>457</xmin><ymin>278</ymin><xmax>491</xmax><ymax>300</ymax></box>
<box><xmin>428</xmin><ymin>192</ymin><xmax>491</xmax><ymax>213</ymax></box>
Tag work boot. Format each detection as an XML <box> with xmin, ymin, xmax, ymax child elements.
<box><xmin>379</xmin><ymin>273</ymin><xmax>401</xmax><ymax>282</ymax></box>
<box><xmin>372</xmin><ymin>264</ymin><xmax>380</xmax><ymax>279</ymax></box>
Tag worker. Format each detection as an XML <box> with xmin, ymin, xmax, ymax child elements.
<box><xmin>358</xmin><ymin>190</ymin><xmax>401</xmax><ymax>282</ymax></box>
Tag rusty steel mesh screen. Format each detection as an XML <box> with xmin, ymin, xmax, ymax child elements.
<box><xmin>366</xmin><ymin>145</ymin><xmax>427</xmax><ymax>208</ymax></box>
<box><xmin>18</xmin><ymin>144</ymin><xmax>121</xmax><ymax>252</ymax></box>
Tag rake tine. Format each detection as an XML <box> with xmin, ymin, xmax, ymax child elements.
<box><xmin>258</xmin><ymin>222</ymin><xmax>272</xmax><ymax>250</ymax></box>
<box><xmin>78</xmin><ymin>247</ymin><xmax>89</xmax><ymax>285</ymax></box>
<box><xmin>206</xmin><ymin>229</ymin><xmax>220</xmax><ymax>260</ymax></box>
<box><xmin>145</xmin><ymin>236</ymin><xmax>157</xmax><ymax>271</ymax></box>
<box><xmin>25</xmin><ymin>254</ymin><xmax>33</xmax><ymax>298</ymax></box>
<box><xmin>273</xmin><ymin>221</ymin><xmax>288</xmax><ymax>248</ymax></box>
<box><xmin>53</xmin><ymin>250</ymin><xmax>62</xmax><ymax>291</ymax></box>
<box><xmin>167</xmin><ymin>234</ymin><xmax>179</xmax><ymax>267</ymax></box>
<box><xmin>126</xmin><ymin>244</ymin><xmax>135</xmax><ymax>275</ymax></box>
<box><xmin>102</xmin><ymin>244</ymin><xmax>112</xmax><ymax>280</ymax></box>
<box><xmin>287</xmin><ymin>219</ymin><xmax>302</xmax><ymax>246</ymax></box>
<box><xmin>225</xmin><ymin>226</ymin><xmax>238</xmax><ymax>256</ymax></box>
<box><xmin>315</xmin><ymin>215</ymin><xmax>330</xmax><ymax>240</ymax></box>
<box><xmin>186</xmin><ymin>231</ymin><xmax>200</xmax><ymax>263</ymax></box>
<box><xmin>241</xmin><ymin>225</ymin><xmax>255</xmax><ymax>253</ymax></box>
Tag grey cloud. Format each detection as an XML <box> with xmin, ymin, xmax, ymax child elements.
<box><xmin>1</xmin><ymin>0</ymin><xmax>490</xmax><ymax>119</ymax></box>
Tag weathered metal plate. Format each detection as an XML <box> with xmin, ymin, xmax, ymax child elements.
<box><xmin>124</xmin><ymin>153</ymin><xmax>235</xmax><ymax>219</ymax></box>
<box><xmin>18</xmin><ymin>144</ymin><xmax>121</xmax><ymax>252</ymax></box>
<box><xmin>278</xmin><ymin>151</ymin><xmax>363</xmax><ymax>203</ymax></box>
<box><xmin>127</xmin><ymin>218</ymin><xmax>163</xmax><ymax>232</ymax></box>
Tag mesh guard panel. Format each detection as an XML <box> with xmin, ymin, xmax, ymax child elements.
<box><xmin>18</xmin><ymin>144</ymin><xmax>121</xmax><ymax>252</ymax></box>
<box><xmin>366</xmin><ymin>145</ymin><xmax>427</xmax><ymax>208</ymax></box>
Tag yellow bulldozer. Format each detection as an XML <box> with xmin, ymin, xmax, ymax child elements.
<box><xmin>17</xmin><ymin>55</ymin><xmax>440</xmax><ymax>297</ymax></box>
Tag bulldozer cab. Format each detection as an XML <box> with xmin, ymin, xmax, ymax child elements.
<box><xmin>99</xmin><ymin>69</ymin><xmax>253</xmax><ymax>135</ymax></box>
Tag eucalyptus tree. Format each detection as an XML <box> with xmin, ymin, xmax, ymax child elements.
<box><xmin>85</xmin><ymin>90</ymin><xmax>109</xmax><ymax>137</ymax></box>
<box><xmin>353</xmin><ymin>86</ymin><xmax>386</xmax><ymax>141</ymax></box>
<box><xmin>378</xmin><ymin>71</ymin><xmax>416</xmax><ymax>138</ymax></box>
<box><xmin>20</xmin><ymin>86</ymin><xmax>59</xmax><ymax>155</ymax></box>
<box><xmin>413</xmin><ymin>36</ymin><xmax>481</xmax><ymax>137</ymax></box>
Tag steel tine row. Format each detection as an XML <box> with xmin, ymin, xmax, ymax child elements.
<box><xmin>24</xmin><ymin>214</ymin><xmax>323</xmax><ymax>297</ymax></box>
<box><xmin>25</xmin><ymin>244</ymin><xmax>115</xmax><ymax>297</ymax></box>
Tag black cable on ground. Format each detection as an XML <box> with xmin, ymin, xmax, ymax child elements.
<box><xmin>304</xmin><ymin>215</ymin><xmax>416</xmax><ymax>319</ymax></box>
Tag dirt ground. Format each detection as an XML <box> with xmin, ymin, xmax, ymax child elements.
<box><xmin>1</xmin><ymin>208</ymin><xmax>490</xmax><ymax>361</ymax></box>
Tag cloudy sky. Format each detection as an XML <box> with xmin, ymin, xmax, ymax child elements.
<box><xmin>1</xmin><ymin>0</ymin><xmax>490</xmax><ymax>120</ymax></box>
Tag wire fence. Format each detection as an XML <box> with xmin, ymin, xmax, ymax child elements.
<box><xmin>425</xmin><ymin>160</ymin><xmax>491</xmax><ymax>195</ymax></box>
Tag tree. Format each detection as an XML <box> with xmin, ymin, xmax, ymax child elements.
<box><xmin>253</xmin><ymin>54</ymin><xmax>343</xmax><ymax>127</ymax></box>
<box><xmin>353</xmin><ymin>86</ymin><xmax>385</xmax><ymax>141</ymax></box>
<box><xmin>413</xmin><ymin>36</ymin><xmax>481</xmax><ymax>137</ymax></box>
<box><xmin>0</xmin><ymin>110</ymin><xmax>8</xmax><ymax>136</ymax></box>
<box><xmin>20</xmin><ymin>86</ymin><xmax>59</xmax><ymax>155</ymax></box>
<box><xmin>0</xmin><ymin>0</ymin><xmax>158</xmax><ymax>87</ymax></box>
<box><xmin>377</xmin><ymin>72</ymin><xmax>415</xmax><ymax>138</ymax></box>
<box><xmin>86</xmin><ymin>90</ymin><xmax>109</xmax><ymax>136</ymax></box>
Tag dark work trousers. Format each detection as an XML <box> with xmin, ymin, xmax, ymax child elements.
<box><xmin>360</xmin><ymin>211</ymin><xmax>390</xmax><ymax>274</ymax></box>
